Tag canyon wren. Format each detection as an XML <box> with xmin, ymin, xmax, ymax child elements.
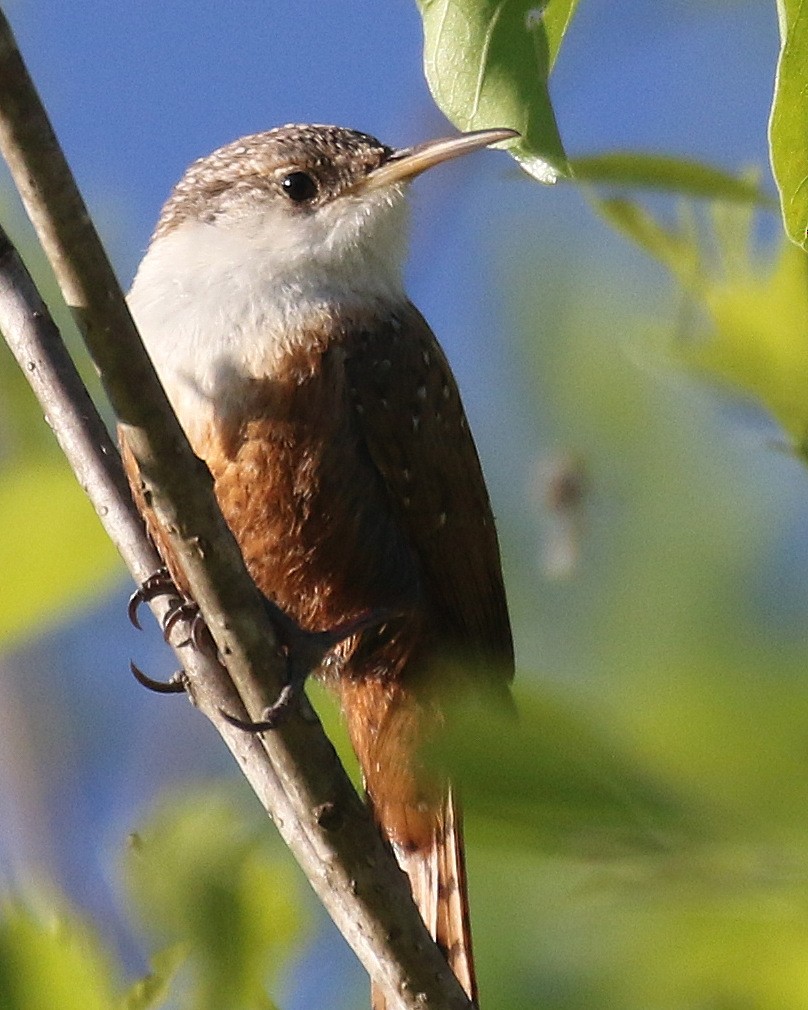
<box><xmin>123</xmin><ymin>123</ymin><xmax>516</xmax><ymax>1008</ymax></box>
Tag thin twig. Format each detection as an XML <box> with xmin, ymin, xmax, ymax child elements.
<box><xmin>0</xmin><ymin>9</ymin><xmax>472</xmax><ymax>1009</ymax></box>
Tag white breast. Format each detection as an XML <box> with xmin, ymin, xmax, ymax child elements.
<box><xmin>127</xmin><ymin>189</ymin><xmax>409</xmax><ymax>441</ymax></box>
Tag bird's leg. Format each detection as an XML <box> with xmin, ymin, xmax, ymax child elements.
<box><xmin>221</xmin><ymin>603</ymin><xmax>397</xmax><ymax>733</ymax></box>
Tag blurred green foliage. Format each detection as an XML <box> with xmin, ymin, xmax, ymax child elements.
<box><xmin>0</xmin><ymin>791</ymin><xmax>305</xmax><ymax>1010</ymax></box>
<box><xmin>0</xmin><ymin>895</ymin><xmax>118</xmax><ymax>1010</ymax></box>
<box><xmin>456</xmin><ymin>214</ymin><xmax>808</xmax><ymax>1005</ymax></box>
<box><xmin>0</xmin><ymin>197</ymin><xmax>120</xmax><ymax>647</ymax></box>
<box><xmin>125</xmin><ymin>790</ymin><xmax>303</xmax><ymax>1010</ymax></box>
<box><xmin>0</xmin><ymin>459</ymin><xmax>120</xmax><ymax>643</ymax></box>
<box><xmin>596</xmin><ymin>194</ymin><xmax>808</xmax><ymax>451</ymax></box>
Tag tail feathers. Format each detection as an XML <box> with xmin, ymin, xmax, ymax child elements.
<box><xmin>371</xmin><ymin>790</ymin><xmax>476</xmax><ymax>1010</ymax></box>
<box><xmin>435</xmin><ymin>790</ymin><xmax>476</xmax><ymax>999</ymax></box>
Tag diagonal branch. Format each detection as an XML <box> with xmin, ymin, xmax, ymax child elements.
<box><xmin>0</xmin><ymin>8</ymin><xmax>472</xmax><ymax>1010</ymax></box>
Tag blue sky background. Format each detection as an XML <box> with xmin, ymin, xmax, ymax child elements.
<box><xmin>0</xmin><ymin>2</ymin><xmax>792</xmax><ymax>1008</ymax></box>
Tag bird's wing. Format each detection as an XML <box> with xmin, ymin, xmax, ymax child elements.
<box><xmin>342</xmin><ymin>304</ymin><xmax>514</xmax><ymax>682</ymax></box>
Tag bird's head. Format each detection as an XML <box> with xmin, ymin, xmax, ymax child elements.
<box><xmin>151</xmin><ymin>123</ymin><xmax>517</xmax><ymax>284</ymax></box>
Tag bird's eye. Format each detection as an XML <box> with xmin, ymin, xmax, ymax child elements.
<box><xmin>281</xmin><ymin>171</ymin><xmax>318</xmax><ymax>203</ymax></box>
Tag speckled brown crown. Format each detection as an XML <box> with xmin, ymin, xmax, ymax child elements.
<box><xmin>154</xmin><ymin>123</ymin><xmax>394</xmax><ymax>239</ymax></box>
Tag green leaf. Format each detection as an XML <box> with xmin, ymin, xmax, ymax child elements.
<box><xmin>416</xmin><ymin>0</ymin><xmax>576</xmax><ymax>182</ymax></box>
<box><xmin>540</xmin><ymin>0</ymin><xmax>579</xmax><ymax>67</ymax></box>
<box><xmin>573</xmin><ymin>152</ymin><xmax>776</xmax><ymax>206</ymax></box>
<box><xmin>769</xmin><ymin>0</ymin><xmax>808</xmax><ymax>246</ymax></box>
<box><xmin>0</xmin><ymin>899</ymin><xmax>118</xmax><ymax>1010</ymax></box>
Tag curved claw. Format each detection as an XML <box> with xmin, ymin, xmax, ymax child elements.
<box><xmin>219</xmin><ymin>682</ymin><xmax>298</xmax><ymax>734</ymax></box>
<box><xmin>190</xmin><ymin>611</ymin><xmax>212</xmax><ymax>652</ymax></box>
<box><xmin>128</xmin><ymin>569</ymin><xmax>178</xmax><ymax>630</ymax></box>
<box><xmin>129</xmin><ymin>660</ymin><xmax>187</xmax><ymax>695</ymax></box>
<box><xmin>127</xmin><ymin>590</ymin><xmax>144</xmax><ymax>630</ymax></box>
<box><xmin>163</xmin><ymin>600</ymin><xmax>201</xmax><ymax>645</ymax></box>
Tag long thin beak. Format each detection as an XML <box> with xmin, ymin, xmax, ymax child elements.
<box><xmin>360</xmin><ymin>128</ymin><xmax>519</xmax><ymax>191</ymax></box>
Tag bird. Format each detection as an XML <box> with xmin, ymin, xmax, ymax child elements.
<box><xmin>122</xmin><ymin>122</ymin><xmax>516</xmax><ymax>1009</ymax></box>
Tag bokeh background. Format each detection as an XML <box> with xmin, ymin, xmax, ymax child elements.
<box><xmin>3</xmin><ymin>2</ymin><xmax>805</xmax><ymax>1008</ymax></box>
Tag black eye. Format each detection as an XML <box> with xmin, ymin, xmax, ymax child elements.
<box><xmin>281</xmin><ymin>171</ymin><xmax>318</xmax><ymax>202</ymax></box>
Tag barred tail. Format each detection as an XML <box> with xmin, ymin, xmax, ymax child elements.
<box><xmin>370</xmin><ymin>789</ymin><xmax>476</xmax><ymax>1010</ymax></box>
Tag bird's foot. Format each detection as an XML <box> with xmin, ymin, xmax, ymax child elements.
<box><xmin>131</xmin><ymin>570</ymin><xmax>398</xmax><ymax>728</ymax></box>
<box><xmin>163</xmin><ymin>599</ymin><xmax>211</xmax><ymax>651</ymax></box>
<box><xmin>128</xmin><ymin>568</ymin><xmax>178</xmax><ymax>630</ymax></box>
<box><xmin>128</xmin><ymin>567</ymin><xmax>212</xmax><ymax>651</ymax></box>
<box><xmin>128</xmin><ymin>569</ymin><xmax>215</xmax><ymax>697</ymax></box>
<box><xmin>221</xmin><ymin>603</ymin><xmax>396</xmax><ymax>733</ymax></box>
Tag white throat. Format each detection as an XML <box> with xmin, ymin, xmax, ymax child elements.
<box><xmin>127</xmin><ymin>190</ymin><xmax>409</xmax><ymax>441</ymax></box>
